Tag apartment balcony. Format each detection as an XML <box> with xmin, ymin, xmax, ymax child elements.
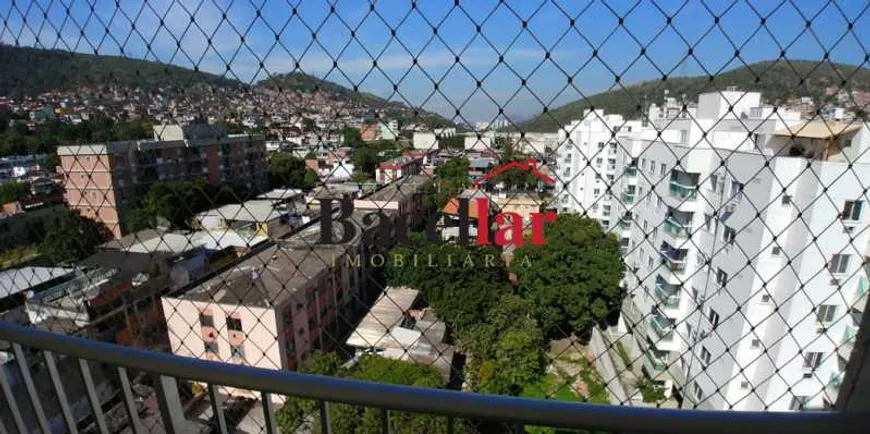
<box><xmin>854</xmin><ymin>276</ymin><xmax>868</xmax><ymax>312</ymax></box>
<box><xmin>663</xmin><ymin>216</ymin><xmax>692</xmax><ymax>239</ymax></box>
<box><xmin>838</xmin><ymin>324</ymin><xmax>858</xmax><ymax>360</ymax></box>
<box><xmin>649</xmin><ymin>314</ymin><xmax>675</xmax><ymax>342</ymax></box>
<box><xmin>668</xmin><ymin>181</ymin><xmax>698</xmax><ymax>200</ymax></box>
<box><xmin>624</xmin><ymin>166</ymin><xmax>637</xmax><ymax>177</ymax></box>
<box><xmin>0</xmin><ymin>321</ymin><xmax>867</xmax><ymax>433</ymax></box>
<box><xmin>618</xmin><ymin>216</ymin><xmax>632</xmax><ymax>231</ymax></box>
<box><xmin>654</xmin><ymin>282</ymin><xmax>681</xmax><ymax>309</ymax></box>
<box><xmin>645</xmin><ymin>347</ymin><xmax>669</xmax><ymax>372</ymax></box>
<box><xmin>621</xmin><ymin>191</ymin><xmax>636</xmax><ymax>204</ymax></box>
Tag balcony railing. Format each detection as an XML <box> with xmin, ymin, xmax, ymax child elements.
<box><xmin>621</xmin><ymin>191</ymin><xmax>636</xmax><ymax>203</ymax></box>
<box><xmin>2</xmin><ymin>320</ymin><xmax>865</xmax><ymax>433</ymax></box>
<box><xmin>650</xmin><ymin>314</ymin><xmax>675</xmax><ymax>341</ymax></box>
<box><xmin>669</xmin><ymin>181</ymin><xmax>698</xmax><ymax>200</ymax></box>
<box><xmin>660</xmin><ymin>255</ymin><xmax>687</xmax><ymax>272</ymax></box>
<box><xmin>618</xmin><ymin>217</ymin><xmax>631</xmax><ymax>230</ymax></box>
<box><xmin>625</xmin><ymin>167</ymin><xmax>637</xmax><ymax>177</ymax></box>
<box><xmin>645</xmin><ymin>348</ymin><xmax>669</xmax><ymax>372</ymax></box>
<box><xmin>663</xmin><ymin>217</ymin><xmax>692</xmax><ymax>238</ymax></box>
<box><xmin>654</xmin><ymin>284</ymin><xmax>681</xmax><ymax>308</ymax></box>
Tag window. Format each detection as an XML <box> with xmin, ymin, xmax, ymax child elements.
<box><xmin>204</xmin><ymin>341</ymin><xmax>219</xmax><ymax>355</ymax></box>
<box><xmin>730</xmin><ymin>181</ymin><xmax>744</xmax><ymax>198</ymax></box>
<box><xmin>761</xmin><ymin>294</ymin><xmax>772</xmax><ymax>303</ymax></box>
<box><xmin>790</xmin><ymin>396</ymin><xmax>809</xmax><ymax>411</ymax></box>
<box><xmin>230</xmin><ymin>344</ymin><xmax>245</xmax><ymax>359</ymax></box>
<box><xmin>710</xmin><ymin>174</ymin><xmax>720</xmax><ymax>193</ymax></box>
<box><xmin>708</xmin><ymin>309</ymin><xmax>720</xmax><ymax>329</ymax></box>
<box><xmin>803</xmin><ymin>352</ymin><xmax>823</xmax><ymax>370</ymax></box>
<box><xmin>772</xmin><ymin>246</ymin><xmax>781</xmax><ymax>256</ymax></box>
<box><xmin>199</xmin><ymin>313</ymin><xmax>214</xmax><ymax>328</ymax></box>
<box><xmin>816</xmin><ymin>305</ymin><xmax>836</xmax><ymax>323</ymax></box>
<box><xmin>598</xmin><ymin>142</ymin><xmax>604</xmax><ymax>149</ymax></box>
<box><xmin>842</xmin><ymin>201</ymin><xmax>862</xmax><ymax>221</ymax></box>
<box><xmin>750</xmin><ymin>339</ymin><xmax>761</xmax><ymax>349</ymax></box>
<box><xmin>693</xmin><ymin>383</ymin><xmax>704</xmax><ymax>401</ymax></box>
<box><xmin>715</xmin><ymin>268</ymin><xmax>728</xmax><ymax>289</ymax></box>
<box><xmin>782</xmin><ymin>194</ymin><xmax>792</xmax><ymax>205</ymax></box>
<box><xmin>227</xmin><ymin>317</ymin><xmax>242</xmax><ymax>332</ymax></box>
<box><xmin>829</xmin><ymin>254</ymin><xmax>851</xmax><ymax>274</ymax></box>
<box><xmin>843</xmin><ymin>138</ymin><xmax>852</xmax><ymax>148</ymax></box>
<box><xmin>659</xmin><ymin>163</ymin><xmax>666</xmax><ymax>176</ymax></box>
<box><xmin>700</xmin><ymin>347</ymin><xmax>711</xmax><ymax>367</ymax></box>
<box><xmin>740</xmin><ymin>381</ymin><xmax>750</xmax><ymax>390</ymax></box>
<box><xmin>704</xmin><ymin>214</ymin><xmax>713</xmax><ymax>231</ymax></box>
<box><xmin>723</xmin><ymin>226</ymin><xmax>736</xmax><ymax>244</ymax></box>
<box><xmin>593</xmin><ymin>189</ymin><xmax>600</xmax><ymax>196</ymax></box>
<box><xmin>596</xmin><ymin>158</ymin><xmax>603</xmax><ymax>165</ymax></box>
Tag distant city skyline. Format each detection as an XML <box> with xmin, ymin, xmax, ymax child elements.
<box><xmin>1</xmin><ymin>0</ymin><xmax>867</xmax><ymax>121</ymax></box>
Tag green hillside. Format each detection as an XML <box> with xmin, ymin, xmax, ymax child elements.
<box><xmin>0</xmin><ymin>44</ymin><xmax>241</xmax><ymax>96</ymax></box>
<box><xmin>513</xmin><ymin>60</ymin><xmax>870</xmax><ymax>132</ymax></box>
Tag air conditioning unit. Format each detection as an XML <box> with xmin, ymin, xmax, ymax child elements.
<box><xmin>830</xmin><ymin>278</ymin><xmax>841</xmax><ymax>286</ymax></box>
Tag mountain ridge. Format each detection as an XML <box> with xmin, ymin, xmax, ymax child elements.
<box><xmin>512</xmin><ymin>60</ymin><xmax>870</xmax><ymax>132</ymax></box>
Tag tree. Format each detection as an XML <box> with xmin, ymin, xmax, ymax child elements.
<box><xmin>268</xmin><ymin>152</ymin><xmax>317</xmax><ymax>190</ymax></box>
<box><xmin>342</xmin><ymin>127</ymin><xmax>364</xmax><ymax>147</ymax></box>
<box><xmin>510</xmin><ymin>214</ymin><xmax>625</xmax><ymax>340</ymax></box>
<box><xmin>350</xmin><ymin>147</ymin><xmax>381</xmax><ymax>179</ymax></box>
<box><xmin>39</xmin><ymin>209</ymin><xmax>111</xmax><ymax>262</ymax></box>
<box><xmin>0</xmin><ymin>181</ymin><xmax>28</xmax><ymax>203</ymax></box>
<box><xmin>635</xmin><ymin>376</ymin><xmax>667</xmax><ymax>403</ymax></box>
<box><xmin>276</xmin><ymin>353</ymin><xmax>458</xmax><ymax>434</ymax></box>
<box><xmin>456</xmin><ymin>294</ymin><xmax>546</xmax><ymax>395</ymax></box>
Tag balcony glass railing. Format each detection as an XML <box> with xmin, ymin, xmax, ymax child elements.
<box><xmin>660</xmin><ymin>255</ymin><xmax>687</xmax><ymax>272</ymax></box>
<box><xmin>625</xmin><ymin>167</ymin><xmax>637</xmax><ymax>177</ymax></box>
<box><xmin>645</xmin><ymin>348</ymin><xmax>668</xmax><ymax>371</ymax></box>
<box><xmin>663</xmin><ymin>217</ymin><xmax>691</xmax><ymax>238</ymax></box>
<box><xmin>650</xmin><ymin>315</ymin><xmax>675</xmax><ymax>341</ymax></box>
<box><xmin>618</xmin><ymin>217</ymin><xmax>631</xmax><ymax>230</ymax></box>
<box><xmin>669</xmin><ymin>181</ymin><xmax>698</xmax><ymax>200</ymax></box>
<box><xmin>621</xmin><ymin>192</ymin><xmax>636</xmax><ymax>203</ymax></box>
<box><xmin>654</xmin><ymin>284</ymin><xmax>681</xmax><ymax>308</ymax></box>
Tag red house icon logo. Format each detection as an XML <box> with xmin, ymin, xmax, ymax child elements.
<box><xmin>473</xmin><ymin>159</ymin><xmax>555</xmax><ymax>186</ymax></box>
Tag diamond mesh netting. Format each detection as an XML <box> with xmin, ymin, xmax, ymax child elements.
<box><xmin>1</xmin><ymin>0</ymin><xmax>869</xmax><ymax>433</ymax></box>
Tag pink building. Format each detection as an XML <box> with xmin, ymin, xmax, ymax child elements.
<box><xmin>375</xmin><ymin>155</ymin><xmax>423</xmax><ymax>185</ymax></box>
<box><xmin>57</xmin><ymin>124</ymin><xmax>267</xmax><ymax>238</ymax></box>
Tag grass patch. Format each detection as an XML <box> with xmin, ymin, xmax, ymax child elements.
<box><xmin>615</xmin><ymin>341</ymin><xmax>633</xmax><ymax>369</ymax></box>
<box><xmin>0</xmin><ymin>244</ymin><xmax>39</xmax><ymax>268</ymax></box>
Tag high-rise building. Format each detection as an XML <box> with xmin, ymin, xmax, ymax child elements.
<box><xmin>556</xmin><ymin>91</ymin><xmax>870</xmax><ymax>411</ymax></box>
<box><xmin>57</xmin><ymin>124</ymin><xmax>268</xmax><ymax>238</ymax></box>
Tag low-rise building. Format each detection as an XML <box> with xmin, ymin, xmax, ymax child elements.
<box><xmin>375</xmin><ymin>156</ymin><xmax>423</xmax><ymax>185</ymax></box>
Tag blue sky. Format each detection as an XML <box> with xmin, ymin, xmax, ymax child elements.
<box><xmin>2</xmin><ymin>0</ymin><xmax>868</xmax><ymax>122</ymax></box>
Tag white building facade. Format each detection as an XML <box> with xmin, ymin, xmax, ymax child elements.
<box><xmin>556</xmin><ymin>91</ymin><xmax>870</xmax><ymax>411</ymax></box>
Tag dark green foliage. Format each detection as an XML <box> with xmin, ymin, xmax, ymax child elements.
<box><xmin>0</xmin><ymin>181</ymin><xmax>28</xmax><ymax>203</ymax></box>
<box><xmin>0</xmin><ymin>114</ymin><xmax>152</xmax><ymax>157</ymax></box>
<box><xmin>385</xmin><ymin>241</ymin><xmax>511</xmax><ymax>333</ymax></box>
<box><xmin>422</xmin><ymin>158</ymin><xmax>469</xmax><ymax>214</ymax></box>
<box><xmin>342</xmin><ymin>127</ymin><xmax>365</xmax><ymax>147</ymax></box>
<box><xmin>350</xmin><ymin>147</ymin><xmax>383</xmax><ymax>180</ymax></box>
<box><xmin>635</xmin><ymin>376</ymin><xmax>667</xmax><ymax>403</ymax></box>
<box><xmin>0</xmin><ymin>45</ymin><xmax>240</xmax><ymax>95</ymax></box>
<box><xmin>38</xmin><ymin>209</ymin><xmax>111</xmax><ymax>262</ymax></box>
<box><xmin>276</xmin><ymin>353</ymin><xmax>456</xmax><ymax>434</ymax></box>
<box><xmin>123</xmin><ymin>179</ymin><xmax>249</xmax><ymax>232</ymax></box>
<box><xmin>510</xmin><ymin>214</ymin><xmax>625</xmax><ymax>339</ymax></box>
<box><xmin>514</xmin><ymin>60</ymin><xmax>870</xmax><ymax>132</ymax></box>
<box><xmin>267</xmin><ymin>152</ymin><xmax>318</xmax><ymax>190</ymax></box>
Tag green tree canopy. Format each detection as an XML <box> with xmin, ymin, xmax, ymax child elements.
<box><xmin>342</xmin><ymin>127</ymin><xmax>364</xmax><ymax>147</ymax></box>
<box><xmin>0</xmin><ymin>181</ymin><xmax>29</xmax><ymax>203</ymax></box>
<box><xmin>510</xmin><ymin>214</ymin><xmax>625</xmax><ymax>339</ymax></box>
<box><xmin>39</xmin><ymin>209</ymin><xmax>111</xmax><ymax>262</ymax></box>
<box><xmin>267</xmin><ymin>152</ymin><xmax>318</xmax><ymax>190</ymax></box>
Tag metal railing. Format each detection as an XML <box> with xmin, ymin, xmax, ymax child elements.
<box><xmin>0</xmin><ymin>321</ymin><xmax>867</xmax><ymax>434</ymax></box>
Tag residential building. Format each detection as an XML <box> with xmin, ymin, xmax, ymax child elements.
<box><xmin>354</xmin><ymin>175</ymin><xmax>429</xmax><ymax>229</ymax></box>
<box><xmin>345</xmin><ymin>286</ymin><xmax>454</xmax><ymax>383</ymax></box>
<box><xmin>375</xmin><ymin>155</ymin><xmax>423</xmax><ymax>185</ymax></box>
<box><xmin>558</xmin><ymin>90</ymin><xmax>870</xmax><ymax>411</ymax></box>
<box><xmin>57</xmin><ymin>124</ymin><xmax>267</xmax><ymax>238</ymax></box>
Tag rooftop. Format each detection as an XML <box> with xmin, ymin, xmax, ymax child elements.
<box><xmin>0</xmin><ymin>266</ymin><xmax>75</xmax><ymax>299</ymax></box>
<box><xmin>773</xmin><ymin>121</ymin><xmax>863</xmax><ymax>140</ymax></box>
<box><xmin>363</xmin><ymin>175</ymin><xmax>430</xmax><ymax>202</ymax></box>
<box><xmin>257</xmin><ymin>188</ymin><xmax>305</xmax><ymax>201</ymax></box>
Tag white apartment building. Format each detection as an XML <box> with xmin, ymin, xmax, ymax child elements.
<box><xmin>556</xmin><ymin>91</ymin><xmax>870</xmax><ymax>412</ymax></box>
<box><xmin>554</xmin><ymin>110</ymin><xmax>642</xmax><ymax>224</ymax></box>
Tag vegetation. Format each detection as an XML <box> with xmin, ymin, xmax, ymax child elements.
<box><xmin>513</xmin><ymin>60</ymin><xmax>870</xmax><ymax>132</ymax></box>
<box><xmin>0</xmin><ymin>244</ymin><xmax>39</xmax><ymax>268</ymax></box>
<box><xmin>422</xmin><ymin>157</ymin><xmax>469</xmax><ymax>217</ymax></box>
<box><xmin>0</xmin><ymin>44</ymin><xmax>241</xmax><ymax>96</ymax></box>
<box><xmin>0</xmin><ymin>109</ymin><xmax>153</xmax><ymax>157</ymax></box>
<box><xmin>635</xmin><ymin>376</ymin><xmax>667</xmax><ymax>403</ymax></box>
<box><xmin>615</xmin><ymin>341</ymin><xmax>633</xmax><ymax>370</ymax></box>
<box><xmin>267</xmin><ymin>152</ymin><xmax>318</xmax><ymax>190</ymax></box>
<box><xmin>510</xmin><ymin>214</ymin><xmax>625</xmax><ymax>340</ymax></box>
<box><xmin>38</xmin><ymin>209</ymin><xmax>111</xmax><ymax>263</ymax></box>
<box><xmin>276</xmin><ymin>352</ymin><xmax>457</xmax><ymax>434</ymax></box>
<box><xmin>124</xmin><ymin>179</ymin><xmax>251</xmax><ymax>232</ymax></box>
<box><xmin>0</xmin><ymin>181</ymin><xmax>29</xmax><ymax>203</ymax></box>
